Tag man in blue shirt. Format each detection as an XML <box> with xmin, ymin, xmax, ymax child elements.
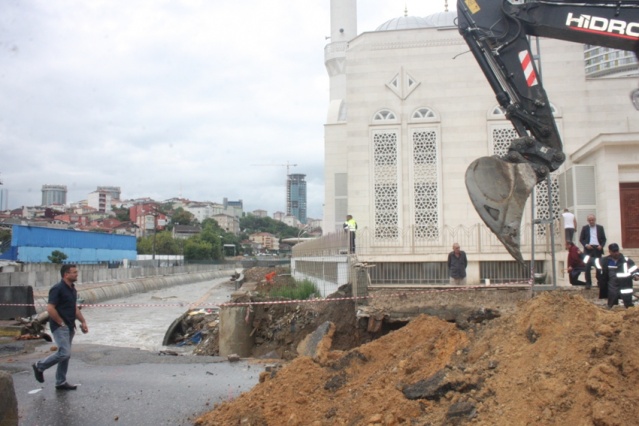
<box><xmin>32</xmin><ymin>264</ymin><xmax>89</xmax><ymax>390</ymax></box>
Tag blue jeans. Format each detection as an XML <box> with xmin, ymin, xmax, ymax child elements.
<box><xmin>36</xmin><ymin>326</ymin><xmax>75</xmax><ymax>386</ymax></box>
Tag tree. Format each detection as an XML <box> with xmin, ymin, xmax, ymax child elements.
<box><xmin>137</xmin><ymin>237</ymin><xmax>153</xmax><ymax>254</ymax></box>
<box><xmin>48</xmin><ymin>250</ymin><xmax>68</xmax><ymax>264</ymax></box>
<box><xmin>200</xmin><ymin>222</ymin><xmax>223</xmax><ymax>260</ymax></box>
<box><xmin>154</xmin><ymin>231</ymin><xmax>179</xmax><ymax>255</ymax></box>
<box><xmin>184</xmin><ymin>237</ymin><xmax>213</xmax><ymax>261</ymax></box>
<box><xmin>240</xmin><ymin>216</ymin><xmax>300</xmax><ymax>239</ymax></box>
<box><xmin>169</xmin><ymin>208</ymin><xmax>195</xmax><ymax>228</ymax></box>
<box><xmin>137</xmin><ymin>232</ymin><xmax>180</xmax><ymax>255</ymax></box>
<box><xmin>112</xmin><ymin>207</ymin><xmax>131</xmax><ymax>222</ymax></box>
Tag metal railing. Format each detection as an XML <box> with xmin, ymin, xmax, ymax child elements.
<box><xmin>293</xmin><ymin>222</ymin><xmax>562</xmax><ymax>258</ymax></box>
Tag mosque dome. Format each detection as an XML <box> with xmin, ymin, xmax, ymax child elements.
<box><xmin>375</xmin><ymin>10</ymin><xmax>457</xmax><ymax>32</ymax></box>
<box><xmin>375</xmin><ymin>15</ymin><xmax>433</xmax><ymax>31</ymax></box>
<box><xmin>423</xmin><ymin>11</ymin><xmax>457</xmax><ymax>27</ymax></box>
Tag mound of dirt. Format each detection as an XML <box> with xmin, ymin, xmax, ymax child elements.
<box><xmin>195</xmin><ymin>292</ymin><xmax>639</xmax><ymax>425</ymax></box>
<box><xmin>242</xmin><ymin>266</ymin><xmax>292</xmax><ymax>293</ymax></box>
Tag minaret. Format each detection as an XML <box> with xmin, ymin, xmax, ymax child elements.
<box><xmin>325</xmin><ymin>0</ymin><xmax>357</xmax><ymax>102</ymax></box>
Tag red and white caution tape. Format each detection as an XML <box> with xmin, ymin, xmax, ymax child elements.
<box><xmin>0</xmin><ymin>280</ymin><xmax>532</xmax><ymax>309</ymax></box>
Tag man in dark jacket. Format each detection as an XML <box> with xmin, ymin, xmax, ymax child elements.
<box><xmin>596</xmin><ymin>243</ymin><xmax>639</xmax><ymax>309</ymax></box>
<box><xmin>579</xmin><ymin>214</ymin><xmax>606</xmax><ymax>292</ymax></box>
<box><xmin>447</xmin><ymin>243</ymin><xmax>468</xmax><ymax>285</ymax></box>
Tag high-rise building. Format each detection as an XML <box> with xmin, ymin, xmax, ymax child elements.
<box><xmin>88</xmin><ymin>189</ymin><xmax>112</xmax><ymax>213</ymax></box>
<box><xmin>0</xmin><ymin>188</ymin><xmax>8</xmax><ymax>211</ymax></box>
<box><xmin>287</xmin><ymin>174</ymin><xmax>307</xmax><ymax>225</ymax></box>
<box><xmin>223</xmin><ymin>198</ymin><xmax>244</xmax><ymax>217</ymax></box>
<box><xmin>96</xmin><ymin>186</ymin><xmax>121</xmax><ymax>201</ymax></box>
<box><xmin>41</xmin><ymin>185</ymin><xmax>67</xmax><ymax>206</ymax></box>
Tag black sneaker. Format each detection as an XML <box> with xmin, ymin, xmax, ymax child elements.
<box><xmin>55</xmin><ymin>382</ymin><xmax>77</xmax><ymax>391</ymax></box>
<box><xmin>32</xmin><ymin>363</ymin><xmax>44</xmax><ymax>383</ymax></box>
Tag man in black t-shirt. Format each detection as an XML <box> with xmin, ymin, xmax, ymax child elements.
<box><xmin>32</xmin><ymin>264</ymin><xmax>89</xmax><ymax>390</ymax></box>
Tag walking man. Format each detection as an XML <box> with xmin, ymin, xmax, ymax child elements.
<box><xmin>447</xmin><ymin>243</ymin><xmax>468</xmax><ymax>285</ymax></box>
<box><xmin>343</xmin><ymin>214</ymin><xmax>357</xmax><ymax>254</ymax></box>
<box><xmin>579</xmin><ymin>214</ymin><xmax>606</xmax><ymax>292</ymax></box>
<box><xmin>596</xmin><ymin>243</ymin><xmax>639</xmax><ymax>309</ymax></box>
<box><xmin>32</xmin><ymin>264</ymin><xmax>88</xmax><ymax>390</ymax></box>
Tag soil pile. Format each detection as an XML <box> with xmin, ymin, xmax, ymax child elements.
<box><xmin>195</xmin><ymin>292</ymin><xmax>639</xmax><ymax>425</ymax></box>
<box><xmin>242</xmin><ymin>266</ymin><xmax>292</xmax><ymax>293</ymax></box>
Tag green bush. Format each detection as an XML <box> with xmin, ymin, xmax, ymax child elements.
<box><xmin>268</xmin><ymin>279</ymin><xmax>320</xmax><ymax>300</ymax></box>
<box><xmin>48</xmin><ymin>250</ymin><xmax>68</xmax><ymax>264</ymax></box>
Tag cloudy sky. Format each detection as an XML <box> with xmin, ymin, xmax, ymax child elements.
<box><xmin>1</xmin><ymin>0</ymin><xmax>448</xmax><ymax>219</ymax></box>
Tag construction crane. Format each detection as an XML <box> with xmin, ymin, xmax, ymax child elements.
<box><xmin>251</xmin><ymin>161</ymin><xmax>299</xmax><ymax>216</ymax></box>
<box><xmin>251</xmin><ymin>161</ymin><xmax>298</xmax><ymax>177</ymax></box>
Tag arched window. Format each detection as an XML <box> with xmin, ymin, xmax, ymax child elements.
<box><xmin>373</xmin><ymin>109</ymin><xmax>398</xmax><ymax>123</ymax></box>
<box><xmin>410</xmin><ymin>107</ymin><xmax>439</xmax><ymax>122</ymax></box>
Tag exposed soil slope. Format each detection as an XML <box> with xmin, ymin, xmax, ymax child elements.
<box><xmin>195</xmin><ymin>292</ymin><xmax>639</xmax><ymax>425</ymax></box>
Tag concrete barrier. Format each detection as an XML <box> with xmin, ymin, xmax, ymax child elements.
<box><xmin>0</xmin><ymin>286</ymin><xmax>36</xmax><ymax>320</ymax></box>
<box><xmin>218</xmin><ymin>305</ymin><xmax>253</xmax><ymax>357</ymax></box>
<box><xmin>0</xmin><ymin>370</ymin><xmax>18</xmax><ymax>426</ymax></box>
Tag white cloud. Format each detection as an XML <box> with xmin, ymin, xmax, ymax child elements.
<box><xmin>0</xmin><ymin>0</ymin><xmax>447</xmax><ymax>219</ymax></box>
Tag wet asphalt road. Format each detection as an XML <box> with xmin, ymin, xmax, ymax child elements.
<box><xmin>3</xmin><ymin>342</ymin><xmax>262</xmax><ymax>426</ymax></box>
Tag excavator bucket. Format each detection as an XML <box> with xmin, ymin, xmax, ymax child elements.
<box><xmin>465</xmin><ymin>156</ymin><xmax>538</xmax><ymax>265</ymax></box>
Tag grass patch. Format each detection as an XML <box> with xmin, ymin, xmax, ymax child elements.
<box><xmin>269</xmin><ymin>279</ymin><xmax>320</xmax><ymax>300</ymax></box>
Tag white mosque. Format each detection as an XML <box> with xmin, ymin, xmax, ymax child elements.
<box><xmin>314</xmin><ymin>1</ymin><xmax>639</xmax><ymax>286</ymax></box>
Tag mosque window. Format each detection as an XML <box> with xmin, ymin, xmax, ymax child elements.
<box><xmin>372</xmin><ymin>130</ymin><xmax>400</xmax><ymax>241</ymax></box>
<box><xmin>387</xmin><ymin>70</ymin><xmax>420</xmax><ymax>100</ymax></box>
<box><xmin>411</xmin><ymin>107</ymin><xmax>438</xmax><ymax>122</ymax></box>
<box><xmin>338</xmin><ymin>101</ymin><xmax>347</xmax><ymax>122</ymax></box>
<box><xmin>373</xmin><ymin>109</ymin><xmax>397</xmax><ymax>122</ymax></box>
<box><xmin>411</xmin><ymin>129</ymin><xmax>440</xmax><ymax>242</ymax></box>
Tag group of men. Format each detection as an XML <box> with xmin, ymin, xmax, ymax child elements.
<box><xmin>564</xmin><ymin>212</ymin><xmax>638</xmax><ymax>309</ymax></box>
<box><xmin>344</xmin><ymin>213</ymin><xmax>635</xmax><ymax>308</ymax></box>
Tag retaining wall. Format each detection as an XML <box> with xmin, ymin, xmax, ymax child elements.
<box><xmin>0</xmin><ymin>264</ymin><xmax>233</xmax><ymax>289</ymax></box>
<box><xmin>31</xmin><ymin>268</ymin><xmax>240</xmax><ymax>308</ymax></box>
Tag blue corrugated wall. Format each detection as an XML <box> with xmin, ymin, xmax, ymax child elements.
<box><xmin>0</xmin><ymin>225</ymin><xmax>137</xmax><ymax>263</ymax></box>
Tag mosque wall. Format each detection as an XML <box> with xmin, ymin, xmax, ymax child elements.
<box><xmin>323</xmin><ymin>11</ymin><xmax>639</xmax><ymax>260</ymax></box>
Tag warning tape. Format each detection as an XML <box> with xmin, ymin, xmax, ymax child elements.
<box><xmin>0</xmin><ymin>281</ymin><xmax>532</xmax><ymax>309</ymax></box>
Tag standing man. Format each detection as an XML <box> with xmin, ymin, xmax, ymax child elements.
<box><xmin>596</xmin><ymin>243</ymin><xmax>639</xmax><ymax>309</ymax></box>
<box><xmin>565</xmin><ymin>241</ymin><xmax>587</xmax><ymax>286</ymax></box>
<box><xmin>447</xmin><ymin>243</ymin><xmax>468</xmax><ymax>285</ymax></box>
<box><xmin>32</xmin><ymin>264</ymin><xmax>88</xmax><ymax>390</ymax></box>
<box><xmin>579</xmin><ymin>214</ymin><xmax>606</xmax><ymax>292</ymax></box>
<box><xmin>562</xmin><ymin>209</ymin><xmax>577</xmax><ymax>243</ymax></box>
<box><xmin>343</xmin><ymin>214</ymin><xmax>357</xmax><ymax>254</ymax></box>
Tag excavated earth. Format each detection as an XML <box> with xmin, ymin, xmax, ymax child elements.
<box><xmin>194</xmin><ymin>291</ymin><xmax>639</xmax><ymax>425</ymax></box>
<box><xmin>190</xmin><ymin>267</ymin><xmax>371</xmax><ymax>359</ymax></box>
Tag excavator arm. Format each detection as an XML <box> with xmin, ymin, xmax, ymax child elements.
<box><xmin>456</xmin><ymin>0</ymin><xmax>639</xmax><ymax>263</ymax></box>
